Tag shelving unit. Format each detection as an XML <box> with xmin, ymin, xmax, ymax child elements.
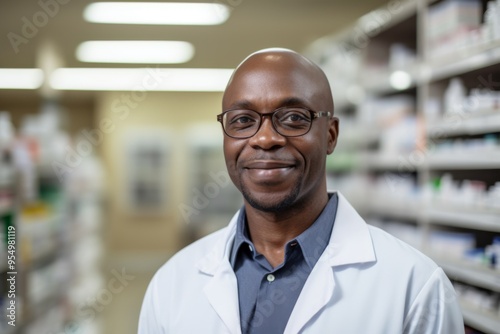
<box><xmin>461</xmin><ymin>301</ymin><xmax>500</xmax><ymax>334</ymax></box>
<box><xmin>426</xmin><ymin>151</ymin><xmax>500</xmax><ymax>169</ymax></box>
<box><xmin>0</xmin><ymin>135</ymin><xmax>18</xmax><ymax>333</ymax></box>
<box><xmin>426</xmin><ymin>109</ymin><xmax>500</xmax><ymax>137</ymax></box>
<box><xmin>0</xmin><ymin>108</ymin><xmax>105</xmax><ymax>334</ymax></box>
<box><xmin>427</xmin><ymin>39</ymin><xmax>500</xmax><ymax>80</ymax></box>
<box><xmin>427</xmin><ymin>207</ymin><xmax>500</xmax><ymax>232</ymax></box>
<box><xmin>437</xmin><ymin>258</ymin><xmax>500</xmax><ymax>292</ymax></box>
<box><xmin>308</xmin><ymin>0</ymin><xmax>500</xmax><ymax>332</ymax></box>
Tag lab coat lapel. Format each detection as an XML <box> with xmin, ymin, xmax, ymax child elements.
<box><xmin>198</xmin><ymin>212</ymin><xmax>242</xmax><ymax>334</ymax></box>
<box><xmin>284</xmin><ymin>192</ymin><xmax>376</xmax><ymax>334</ymax></box>
<box><xmin>203</xmin><ymin>261</ymin><xmax>241</xmax><ymax>334</ymax></box>
<box><xmin>283</xmin><ymin>260</ymin><xmax>335</xmax><ymax>334</ymax></box>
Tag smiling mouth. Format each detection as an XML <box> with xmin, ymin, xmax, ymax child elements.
<box><xmin>242</xmin><ymin>161</ymin><xmax>296</xmax><ymax>184</ymax></box>
<box><xmin>244</xmin><ymin>160</ymin><xmax>296</xmax><ymax>170</ymax></box>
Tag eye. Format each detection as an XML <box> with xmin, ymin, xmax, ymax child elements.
<box><xmin>285</xmin><ymin>113</ymin><xmax>308</xmax><ymax>122</ymax></box>
<box><xmin>277</xmin><ymin>109</ymin><xmax>311</xmax><ymax>124</ymax></box>
<box><xmin>225</xmin><ymin>110</ymin><xmax>259</xmax><ymax>130</ymax></box>
<box><xmin>231</xmin><ymin>115</ymin><xmax>255</xmax><ymax>124</ymax></box>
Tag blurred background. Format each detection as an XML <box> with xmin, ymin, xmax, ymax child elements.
<box><xmin>1</xmin><ymin>0</ymin><xmax>499</xmax><ymax>333</ymax></box>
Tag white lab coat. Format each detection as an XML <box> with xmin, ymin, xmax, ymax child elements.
<box><xmin>139</xmin><ymin>192</ymin><xmax>464</xmax><ymax>334</ymax></box>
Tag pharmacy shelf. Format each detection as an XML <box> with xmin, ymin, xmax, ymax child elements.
<box><xmin>426</xmin><ymin>110</ymin><xmax>500</xmax><ymax>137</ymax></box>
<box><xmin>427</xmin><ymin>206</ymin><xmax>500</xmax><ymax>232</ymax></box>
<box><xmin>0</xmin><ymin>205</ymin><xmax>12</xmax><ymax>216</ymax></box>
<box><xmin>313</xmin><ymin>1</ymin><xmax>500</xmax><ymax>327</ymax></box>
<box><xmin>329</xmin><ymin>0</ymin><xmax>418</xmax><ymax>46</ymax></box>
<box><xmin>363</xmin><ymin>71</ymin><xmax>418</xmax><ymax>96</ymax></box>
<box><xmin>326</xmin><ymin>152</ymin><xmax>361</xmax><ymax>172</ymax></box>
<box><xmin>363</xmin><ymin>153</ymin><xmax>416</xmax><ymax>171</ymax></box>
<box><xmin>338</xmin><ymin>125</ymin><xmax>380</xmax><ymax>149</ymax></box>
<box><xmin>425</xmin><ymin>151</ymin><xmax>500</xmax><ymax>170</ymax></box>
<box><xmin>460</xmin><ymin>301</ymin><xmax>500</xmax><ymax>334</ymax></box>
<box><xmin>435</xmin><ymin>257</ymin><xmax>500</xmax><ymax>293</ymax></box>
<box><xmin>366</xmin><ymin>196</ymin><xmax>420</xmax><ymax>221</ymax></box>
<box><xmin>4</xmin><ymin>326</ymin><xmax>17</xmax><ymax>334</ymax></box>
<box><xmin>21</xmin><ymin>290</ymin><xmax>68</xmax><ymax>334</ymax></box>
<box><xmin>428</xmin><ymin>42</ymin><xmax>500</xmax><ymax>81</ymax></box>
<box><xmin>0</xmin><ymin>260</ymin><xmax>7</xmax><ymax>273</ymax></box>
<box><xmin>366</xmin><ymin>0</ymin><xmax>418</xmax><ymax>34</ymax></box>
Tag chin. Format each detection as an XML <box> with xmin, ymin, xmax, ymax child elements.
<box><xmin>240</xmin><ymin>182</ymin><xmax>301</xmax><ymax>213</ymax></box>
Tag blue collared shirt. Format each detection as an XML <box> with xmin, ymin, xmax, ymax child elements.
<box><xmin>230</xmin><ymin>193</ymin><xmax>338</xmax><ymax>334</ymax></box>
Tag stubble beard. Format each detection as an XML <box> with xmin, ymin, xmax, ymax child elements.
<box><xmin>239</xmin><ymin>178</ymin><xmax>302</xmax><ymax>213</ymax></box>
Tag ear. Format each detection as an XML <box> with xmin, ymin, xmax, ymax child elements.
<box><xmin>326</xmin><ymin>116</ymin><xmax>339</xmax><ymax>155</ymax></box>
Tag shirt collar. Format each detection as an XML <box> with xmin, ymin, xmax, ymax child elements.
<box><xmin>229</xmin><ymin>206</ymin><xmax>253</xmax><ymax>266</ymax></box>
<box><xmin>229</xmin><ymin>193</ymin><xmax>338</xmax><ymax>269</ymax></box>
<box><xmin>295</xmin><ymin>193</ymin><xmax>337</xmax><ymax>268</ymax></box>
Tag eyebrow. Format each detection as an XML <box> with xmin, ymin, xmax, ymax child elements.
<box><xmin>227</xmin><ymin>97</ymin><xmax>310</xmax><ymax>111</ymax></box>
<box><xmin>278</xmin><ymin>97</ymin><xmax>309</xmax><ymax>108</ymax></box>
<box><xmin>227</xmin><ymin>100</ymin><xmax>254</xmax><ymax>110</ymax></box>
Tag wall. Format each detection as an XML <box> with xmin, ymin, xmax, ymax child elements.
<box><xmin>96</xmin><ymin>91</ymin><xmax>224</xmax><ymax>255</ymax></box>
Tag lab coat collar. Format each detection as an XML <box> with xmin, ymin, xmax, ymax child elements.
<box><xmin>196</xmin><ymin>191</ymin><xmax>376</xmax><ymax>275</ymax></box>
<box><xmin>196</xmin><ymin>191</ymin><xmax>376</xmax><ymax>334</ymax></box>
<box><xmin>322</xmin><ymin>191</ymin><xmax>376</xmax><ymax>266</ymax></box>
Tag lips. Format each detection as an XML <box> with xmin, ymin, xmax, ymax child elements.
<box><xmin>244</xmin><ymin>160</ymin><xmax>295</xmax><ymax>169</ymax></box>
<box><xmin>242</xmin><ymin>160</ymin><xmax>296</xmax><ymax>184</ymax></box>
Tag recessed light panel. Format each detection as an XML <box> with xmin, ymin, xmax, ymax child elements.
<box><xmin>76</xmin><ymin>41</ymin><xmax>194</xmax><ymax>64</ymax></box>
<box><xmin>84</xmin><ymin>2</ymin><xmax>230</xmax><ymax>25</ymax></box>
<box><xmin>0</xmin><ymin>69</ymin><xmax>44</xmax><ymax>89</ymax></box>
<box><xmin>50</xmin><ymin>68</ymin><xmax>234</xmax><ymax>91</ymax></box>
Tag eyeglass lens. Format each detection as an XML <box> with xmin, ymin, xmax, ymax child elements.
<box><xmin>222</xmin><ymin>108</ymin><xmax>313</xmax><ymax>138</ymax></box>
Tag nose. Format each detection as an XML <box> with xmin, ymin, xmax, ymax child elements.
<box><xmin>248</xmin><ymin>116</ymin><xmax>286</xmax><ymax>150</ymax></box>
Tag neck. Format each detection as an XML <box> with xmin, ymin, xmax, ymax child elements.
<box><xmin>244</xmin><ymin>190</ymin><xmax>329</xmax><ymax>267</ymax></box>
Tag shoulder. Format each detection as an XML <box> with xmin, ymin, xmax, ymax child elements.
<box><xmin>155</xmin><ymin>227</ymin><xmax>228</xmax><ymax>278</ymax></box>
<box><xmin>366</xmin><ymin>225</ymin><xmax>456</xmax><ymax>308</ymax></box>
<box><xmin>363</xmin><ymin>225</ymin><xmax>463</xmax><ymax>331</ymax></box>
<box><xmin>367</xmin><ymin>224</ymin><xmax>438</xmax><ymax>273</ymax></box>
<box><xmin>139</xmin><ymin>227</ymin><xmax>232</xmax><ymax>333</ymax></box>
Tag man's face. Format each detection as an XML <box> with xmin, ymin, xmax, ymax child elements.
<box><xmin>221</xmin><ymin>53</ymin><xmax>338</xmax><ymax>212</ymax></box>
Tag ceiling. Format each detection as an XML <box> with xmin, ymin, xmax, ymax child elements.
<box><xmin>1</xmin><ymin>0</ymin><xmax>389</xmax><ymax>70</ymax></box>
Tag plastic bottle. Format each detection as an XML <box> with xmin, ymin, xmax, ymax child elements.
<box><xmin>492</xmin><ymin>236</ymin><xmax>500</xmax><ymax>270</ymax></box>
<box><xmin>494</xmin><ymin>1</ymin><xmax>500</xmax><ymax>40</ymax></box>
<box><xmin>0</xmin><ymin>112</ymin><xmax>16</xmax><ymax>194</ymax></box>
<box><xmin>485</xmin><ymin>2</ymin><xmax>496</xmax><ymax>42</ymax></box>
<box><xmin>0</xmin><ymin>112</ymin><xmax>15</xmax><ymax>151</ymax></box>
<box><xmin>444</xmin><ymin>78</ymin><xmax>467</xmax><ymax>115</ymax></box>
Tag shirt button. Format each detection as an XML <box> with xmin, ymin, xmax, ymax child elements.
<box><xmin>248</xmin><ymin>245</ymin><xmax>253</xmax><ymax>252</ymax></box>
<box><xmin>267</xmin><ymin>274</ymin><xmax>275</xmax><ymax>282</ymax></box>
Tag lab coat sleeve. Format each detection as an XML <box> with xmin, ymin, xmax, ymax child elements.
<box><xmin>138</xmin><ymin>274</ymin><xmax>164</xmax><ymax>334</ymax></box>
<box><xmin>403</xmin><ymin>267</ymin><xmax>464</xmax><ymax>334</ymax></box>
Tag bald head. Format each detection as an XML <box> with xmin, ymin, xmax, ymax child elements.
<box><xmin>222</xmin><ymin>48</ymin><xmax>334</xmax><ymax>113</ymax></box>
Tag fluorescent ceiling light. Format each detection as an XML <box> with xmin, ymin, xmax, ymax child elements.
<box><xmin>389</xmin><ymin>71</ymin><xmax>412</xmax><ymax>90</ymax></box>
<box><xmin>0</xmin><ymin>69</ymin><xmax>44</xmax><ymax>89</ymax></box>
<box><xmin>50</xmin><ymin>68</ymin><xmax>234</xmax><ymax>91</ymax></box>
<box><xmin>76</xmin><ymin>41</ymin><xmax>194</xmax><ymax>64</ymax></box>
<box><xmin>84</xmin><ymin>2</ymin><xmax>230</xmax><ymax>25</ymax></box>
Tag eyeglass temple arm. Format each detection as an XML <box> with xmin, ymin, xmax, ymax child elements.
<box><xmin>314</xmin><ymin>111</ymin><xmax>332</xmax><ymax>119</ymax></box>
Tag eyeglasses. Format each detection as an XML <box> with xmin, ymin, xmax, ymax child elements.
<box><xmin>217</xmin><ymin>107</ymin><xmax>332</xmax><ymax>139</ymax></box>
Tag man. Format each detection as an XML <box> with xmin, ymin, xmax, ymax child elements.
<box><xmin>138</xmin><ymin>49</ymin><xmax>464</xmax><ymax>334</ymax></box>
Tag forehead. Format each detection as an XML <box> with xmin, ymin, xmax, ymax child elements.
<box><xmin>223</xmin><ymin>56</ymin><xmax>323</xmax><ymax>110</ymax></box>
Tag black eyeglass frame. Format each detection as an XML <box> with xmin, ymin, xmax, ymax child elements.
<box><xmin>216</xmin><ymin>107</ymin><xmax>332</xmax><ymax>139</ymax></box>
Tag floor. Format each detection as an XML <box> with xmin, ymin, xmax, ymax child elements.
<box><xmin>100</xmin><ymin>259</ymin><xmax>159</xmax><ymax>334</ymax></box>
